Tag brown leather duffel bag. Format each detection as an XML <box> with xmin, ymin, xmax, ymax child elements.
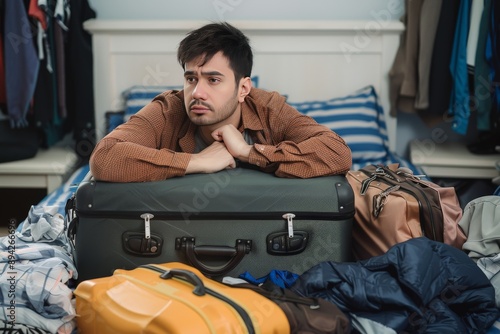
<box><xmin>347</xmin><ymin>164</ymin><xmax>465</xmax><ymax>260</ymax></box>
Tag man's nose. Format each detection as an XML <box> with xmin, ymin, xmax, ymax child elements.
<box><xmin>192</xmin><ymin>81</ymin><xmax>207</xmax><ymax>100</ymax></box>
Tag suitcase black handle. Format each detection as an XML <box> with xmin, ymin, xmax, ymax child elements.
<box><xmin>175</xmin><ymin>237</ymin><xmax>252</xmax><ymax>277</ymax></box>
<box><xmin>159</xmin><ymin>268</ymin><xmax>206</xmax><ymax>296</ymax></box>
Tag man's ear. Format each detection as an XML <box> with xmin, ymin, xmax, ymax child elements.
<box><xmin>238</xmin><ymin>77</ymin><xmax>252</xmax><ymax>103</ymax></box>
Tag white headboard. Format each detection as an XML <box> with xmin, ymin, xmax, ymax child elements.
<box><xmin>84</xmin><ymin>19</ymin><xmax>404</xmax><ymax>152</ymax></box>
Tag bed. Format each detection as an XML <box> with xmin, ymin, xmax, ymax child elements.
<box><xmin>2</xmin><ymin>19</ymin><xmax>499</xmax><ymax>333</ymax></box>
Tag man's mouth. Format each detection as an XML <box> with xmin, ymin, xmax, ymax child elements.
<box><xmin>190</xmin><ymin>101</ymin><xmax>212</xmax><ymax>114</ymax></box>
<box><xmin>190</xmin><ymin>106</ymin><xmax>210</xmax><ymax>115</ymax></box>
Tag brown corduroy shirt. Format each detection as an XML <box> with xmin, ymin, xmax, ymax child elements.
<box><xmin>89</xmin><ymin>88</ymin><xmax>352</xmax><ymax>182</ymax></box>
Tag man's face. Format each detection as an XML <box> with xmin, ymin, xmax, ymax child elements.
<box><xmin>183</xmin><ymin>52</ymin><xmax>245</xmax><ymax>127</ymax></box>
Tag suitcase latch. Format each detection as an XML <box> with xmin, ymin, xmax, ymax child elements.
<box><xmin>122</xmin><ymin>231</ymin><xmax>163</xmax><ymax>257</ymax></box>
<box><xmin>266</xmin><ymin>230</ymin><xmax>308</xmax><ymax>255</ymax></box>
<box><xmin>282</xmin><ymin>213</ymin><xmax>295</xmax><ymax>238</ymax></box>
<box><xmin>140</xmin><ymin>213</ymin><xmax>154</xmax><ymax>239</ymax></box>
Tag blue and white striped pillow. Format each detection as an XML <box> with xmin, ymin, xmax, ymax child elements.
<box><xmin>290</xmin><ymin>86</ymin><xmax>390</xmax><ymax>166</ymax></box>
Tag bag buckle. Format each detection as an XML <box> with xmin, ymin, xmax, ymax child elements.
<box><xmin>372</xmin><ymin>185</ymin><xmax>400</xmax><ymax>217</ymax></box>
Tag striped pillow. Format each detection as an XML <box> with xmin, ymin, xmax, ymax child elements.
<box><xmin>290</xmin><ymin>86</ymin><xmax>390</xmax><ymax>166</ymax></box>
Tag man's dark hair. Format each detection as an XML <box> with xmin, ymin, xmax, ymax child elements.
<box><xmin>177</xmin><ymin>22</ymin><xmax>253</xmax><ymax>83</ymax></box>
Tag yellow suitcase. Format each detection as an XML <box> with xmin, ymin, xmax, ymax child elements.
<box><xmin>74</xmin><ymin>262</ymin><xmax>290</xmax><ymax>334</ymax></box>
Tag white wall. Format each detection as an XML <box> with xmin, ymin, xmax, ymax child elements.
<box><xmin>87</xmin><ymin>0</ymin><xmax>404</xmax><ymax>21</ymax></box>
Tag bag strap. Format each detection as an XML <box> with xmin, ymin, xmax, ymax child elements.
<box><xmin>229</xmin><ymin>280</ymin><xmax>351</xmax><ymax>333</ymax></box>
<box><xmin>236</xmin><ymin>280</ymin><xmax>321</xmax><ymax>307</ymax></box>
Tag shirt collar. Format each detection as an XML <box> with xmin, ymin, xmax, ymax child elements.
<box><xmin>240</xmin><ymin>92</ymin><xmax>264</xmax><ymax>132</ymax></box>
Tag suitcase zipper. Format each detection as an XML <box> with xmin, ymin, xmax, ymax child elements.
<box><xmin>140</xmin><ymin>264</ymin><xmax>256</xmax><ymax>334</ymax></box>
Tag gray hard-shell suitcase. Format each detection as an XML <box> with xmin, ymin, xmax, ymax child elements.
<box><xmin>70</xmin><ymin>168</ymin><xmax>354</xmax><ymax>282</ymax></box>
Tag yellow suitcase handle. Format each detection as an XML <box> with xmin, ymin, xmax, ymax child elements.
<box><xmin>159</xmin><ymin>268</ymin><xmax>206</xmax><ymax>296</ymax></box>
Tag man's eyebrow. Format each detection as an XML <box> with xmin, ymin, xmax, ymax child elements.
<box><xmin>184</xmin><ymin>70</ymin><xmax>225</xmax><ymax>77</ymax></box>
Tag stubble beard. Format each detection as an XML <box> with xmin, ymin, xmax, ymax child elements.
<box><xmin>188</xmin><ymin>90</ymin><xmax>239</xmax><ymax>126</ymax></box>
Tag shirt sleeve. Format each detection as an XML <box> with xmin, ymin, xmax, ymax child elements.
<box><xmin>247</xmin><ymin>100</ymin><xmax>352</xmax><ymax>178</ymax></box>
<box><xmin>89</xmin><ymin>93</ymin><xmax>191</xmax><ymax>182</ymax></box>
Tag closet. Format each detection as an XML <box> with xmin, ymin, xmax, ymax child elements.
<box><xmin>391</xmin><ymin>0</ymin><xmax>500</xmax><ymax>151</ymax></box>
<box><xmin>393</xmin><ymin>0</ymin><xmax>500</xmax><ymax>206</ymax></box>
<box><xmin>0</xmin><ymin>0</ymin><xmax>96</xmax><ymax>163</ymax></box>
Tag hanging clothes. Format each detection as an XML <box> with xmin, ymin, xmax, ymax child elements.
<box><xmin>29</xmin><ymin>0</ymin><xmax>47</xmax><ymax>64</ymax></box>
<box><xmin>389</xmin><ymin>0</ymin><xmax>425</xmax><ymax>117</ymax></box>
<box><xmin>54</xmin><ymin>0</ymin><xmax>70</xmax><ymax>30</ymax></box>
<box><xmin>33</xmin><ymin>0</ymin><xmax>62</xmax><ymax>147</ymax></box>
<box><xmin>398</xmin><ymin>0</ymin><xmax>423</xmax><ymax>103</ymax></box>
<box><xmin>54</xmin><ymin>22</ymin><xmax>67</xmax><ymax>119</ymax></box>
<box><xmin>486</xmin><ymin>0</ymin><xmax>500</xmax><ymax>130</ymax></box>
<box><xmin>4</xmin><ymin>0</ymin><xmax>40</xmax><ymax>128</ymax></box>
<box><xmin>467</xmin><ymin>0</ymin><xmax>484</xmax><ymax>67</ymax></box>
<box><xmin>0</xmin><ymin>0</ymin><xmax>6</xmax><ymax>110</ymax></box>
<box><xmin>425</xmin><ymin>0</ymin><xmax>462</xmax><ymax>125</ymax></box>
<box><xmin>0</xmin><ymin>0</ymin><xmax>96</xmax><ymax>162</ymax></box>
<box><xmin>29</xmin><ymin>0</ymin><xmax>96</xmax><ymax>150</ymax></box>
<box><xmin>64</xmin><ymin>0</ymin><xmax>97</xmax><ymax>161</ymax></box>
<box><xmin>466</xmin><ymin>0</ymin><xmax>500</xmax><ymax>155</ymax></box>
<box><xmin>414</xmin><ymin>0</ymin><xmax>443</xmax><ymax>110</ymax></box>
<box><xmin>474</xmin><ymin>0</ymin><xmax>493</xmax><ymax>132</ymax></box>
<box><xmin>389</xmin><ymin>0</ymin><xmax>444</xmax><ymax>126</ymax></box>
<box><xmin>448</xmin><ymin>0</ymin><xmax>472</xmax><ymax>135</ymax></box>
<box><xmin>29</xmin><ymin>0</ymin><xmax>47</xmax><ymax>30</ymax></box>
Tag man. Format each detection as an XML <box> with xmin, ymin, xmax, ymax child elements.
<box><xmin>89</xmin><ymin>22</ymin><xmax>352</xmax><ymax>182</ymax></box>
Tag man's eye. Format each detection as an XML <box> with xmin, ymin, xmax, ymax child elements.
<box><xmin>209</xmin><ymin>78</ymin><xmax>220</xmax><ymax>84</ymax></box>
<box><xmin>186</xmin><ymin>77</ymin><xmax>197</xmax><ymax>83</ymax></box>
